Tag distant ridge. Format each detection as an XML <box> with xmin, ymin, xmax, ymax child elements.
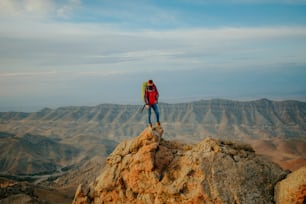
<box><xmin>1</xmin><ymin>98</ymin><xmax>305</xmax><ymax>140</ymax></box>
<box><xmin>0</xmin><ymin>98</ymin><xmax>305</xmax><ymax>176</ymax></box>
<box><xmin>0</xmin><ymin>99</ymin><xmax>305</xmax><ymax>203</ymax></box>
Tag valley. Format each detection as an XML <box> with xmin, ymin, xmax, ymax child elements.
<box><xmin>0</xmin><ymin>99</ymin><xmax>305</xmax><ymax>203</ymax></box>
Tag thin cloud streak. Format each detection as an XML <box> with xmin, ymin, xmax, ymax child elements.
<box><xmin>0</xmin><ymin>71</ymin><xmax>57</xmax><ymax>78</ymax></box>
<box><xmin>144</xmin><ymin>26</ymin><xmax>306</xmax><ymax>41</ymax></box>
<box><xmin>0</xmin><ymin>69</ymin><xmax>132</xmax><ymax>79</ymax></box>
<box><xmin>1</xmin><ymin>20</ymin><xmax>306</xmax><ymax>74</ymax></box>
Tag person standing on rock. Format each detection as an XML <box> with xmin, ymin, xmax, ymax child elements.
<box><xmin>143</xmin><ymin>79</ymin><xmax>161</xmax><ymax>128</ymax></box>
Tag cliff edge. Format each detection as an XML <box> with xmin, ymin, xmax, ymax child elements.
<box><xmin>73</xmin><ymin>127</ymin><xmax>289</xmax><ymax>204</ymax></box>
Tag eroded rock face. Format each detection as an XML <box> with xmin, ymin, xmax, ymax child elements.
<box><xmin>275</xmin><ymin>166</ymin><xmax>306</xmax><ymax>204</ymax></box>
<box><xmin>73</xmin><ymin>127</ymin><xmax>288</xmax><ymax>204</ymax></box>
<box><xmin>0</xmin><ymin>178</ymin><xmax>39</xmax><ymax>204</ymax></box>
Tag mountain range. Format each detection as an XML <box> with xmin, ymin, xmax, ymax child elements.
<box><xmin>1</xmin><ymin>99</ymin><xmax>305</xmax><ymax>140</ymax></box>
<box><xmin>0</xmin><ymin>98</ymin><xmax>305</xmax><ymax>203</ymax></box>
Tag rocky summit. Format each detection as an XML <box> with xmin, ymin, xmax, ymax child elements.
<box><xmin>73</xmin><ymin>127</ymin><xmax>290</xmax><ymax>204</ymax></box>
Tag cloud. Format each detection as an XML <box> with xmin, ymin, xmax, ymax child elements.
<box><xmin>1</xmin><ymin>19</ymin><xmax>306</xmax><ymax>76</ymax></box>
<box><xmin>0</xmin><ymin>1</ymin><xmax>305</xmax><ymax>109</ymax></box>
<box><xmin>0</xmin><ymin>71</ymin><xmax>57</xmax><ymax>78</ymax></box>
<box><xmin>0</xmin><ymin>0</ymin><xmax>80</xmax><ymax>19</ymax></box>
<box><xmin>0</xmin><ymin>0</ymin><xmax>53</xmax><ymax>18</ymax></box>
<box><xmin>0</xmin><ymin>0</ymin><xmax>180</xmax><ymax>29</ymax></box>
<box><xmin>1</xmin><ymin>0</ymin><xmax>306</xmax><ymax>76</ymax></box>
<box><xmin>56</xmin><ymin>0</ymin><xmax>81</xmax><ymax>18</ymax></box>
<box><xmin>143</xmin><ymin>26</ymin><xmax>306</xmax><ymax>41</ymax></box>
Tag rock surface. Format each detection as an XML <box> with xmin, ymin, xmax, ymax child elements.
<box><xmin>0</xmin><ymin>178</ymin><xmax>40</xmax><ymax>204</ymax></box>
<box><xmin>0</xmin><ymin>177</ymin><xmax>73</xmax><ymax>204</ymax></box>
<box><xmin>1</xmin><ymin>99</ymin><xmax>305</xmax><ymax>177</ymax></box>
<box><xmin>274</xmin><ymin>166</ymin><xmax>306</xmax><ymax>204</ymax></box>
<box><xmin>73</xmin><ymin>127</ymin><xmax>289</xmax><ymax>204</ymax></box>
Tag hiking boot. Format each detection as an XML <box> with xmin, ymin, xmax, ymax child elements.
<box><xmin>156</xmin><ymin>122</ymin><xmax>161</xmax><ymax>127</ymax></box>
<box><xmin>148</xmin><ymin>123</ymin><xmax>153</xmax><ymax>128</ymax></box>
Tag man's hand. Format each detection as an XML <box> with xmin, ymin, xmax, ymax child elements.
<box><xmin>145</xmin><ymin>105</ymin><xmax>150</xmax><ymax>109</ymax></box>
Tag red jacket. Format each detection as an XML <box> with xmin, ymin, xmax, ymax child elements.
<box><xmin>144</xmin><ymin>84</ymin><xmax>159</xmax><ymax>105</ymax></box>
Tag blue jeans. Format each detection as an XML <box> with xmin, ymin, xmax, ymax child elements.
<box><xmin>147</xmin><ymin>104</ymin><xmax>160</xmax><ymax>125</ymax></box>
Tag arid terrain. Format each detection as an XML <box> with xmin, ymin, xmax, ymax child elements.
<box><xmin>73</xmin><ymin>127</ymin><xmax>304</xmax><ymax>204</ymax></box>
<box><xmin>0</xmin><ymin>99</ymin><xmax>305</xmax><ymax>203</ymax></box>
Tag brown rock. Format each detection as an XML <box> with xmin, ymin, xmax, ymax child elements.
<box><xmin>72</xmin><ymin>184</ymin><xmax>91</xmax><ymax>204</ymax></box>
<box><xmin>73</xmin><ymin>127</ymin><xmax>288</xmax><ymax>204</ymax></box>
<box><xmin>275</xmin><ymin>166</ymin><xmax>306</xmax><ymax>204</ymax></box>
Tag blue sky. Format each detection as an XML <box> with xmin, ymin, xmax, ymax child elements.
<box><xmin>0</xmin><ymin>0</ymin><xmax>306</xmax><ymax>111</ymax></box>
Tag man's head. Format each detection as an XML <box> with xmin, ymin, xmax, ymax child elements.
<box><xmin>147</xmin><ymin>80</ymin><xmax>154</xmax><ymax>90</ymax></box>
<box><xmin>147</xmin><ymin>79</ymin><xmax>154</xmax><ymax>86</ymax></box>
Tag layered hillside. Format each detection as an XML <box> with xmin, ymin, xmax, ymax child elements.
<box><xmin>0</xmin><ymin>133</ymin><xmax>80</xmax><ymax>175</ymax></box>
<box><xmin>0</xmin><ymin>99</ymin><xmax>305</xmax><ymax>177</ymax></box>
<box><xmin>73</xmin><ymin>127</ymin><xmax>289</xmax><ymax>204</ymax></box>
<box><xmin>0</xmin><ymin>132</ymin><xmax>117</xmax><ymax>176</ymax></box>
<box><xmin>0</xmin><ymin>99</ymin><xmax>305</xmax><ymax>141</ymax></box>
<box><xmin>0</xmin><ymin>177</ymin><xmax>73</xmax><ymax>203</ymax></box>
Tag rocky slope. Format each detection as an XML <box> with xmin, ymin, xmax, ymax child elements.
<box><xmin>0</xmin><ymin>131</ymin><xmax>117</xmax><ymax>176</ymax></box>
<box><xmin>0</xmin><ymin>99</ymin><xmax>305</xmax><ymax>174</ymax></box>
<box><xmin>0</xmin><ymin>177</ymin><xmax>72</xmax><ymax>203</ymax></box>
<box><xmin>73</xmin><ymin>127</ymin><xmax>289</xmax><ymax>204</ymax></box>
<box><xmin>1</xmin><ymin>99</ymin><xmax>305</xmax><ymax>141</ymax></box>
<box><xmin>0</xmin><ymin>133</ymin><xmax>80</xmax><ymax>175</ymax></box>
<box><xmin>249</xmin><ymin>138</ymin><xmax>306</xmax><ymax>171</ymax></box>
<box><xmin>0</xmin><ymin>99</ymin><xmax>305</xmax><ymax>202</ymax></box>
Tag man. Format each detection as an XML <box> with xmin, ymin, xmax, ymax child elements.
<box><xmin>144</xmin><ymin>79</ymin><xmax>161</xmax><ymax>128</ymax></box>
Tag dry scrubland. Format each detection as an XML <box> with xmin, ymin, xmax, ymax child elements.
<box><xmin>0</xmin><ymin>99</ymin><xmax>305</xmax><ymax>203</ymax></box>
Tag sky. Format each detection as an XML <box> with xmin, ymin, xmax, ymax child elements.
<box><xmin>0</xmin><ymin>0</ymin><xmax>306</xmax><ymax>111</ymax></box>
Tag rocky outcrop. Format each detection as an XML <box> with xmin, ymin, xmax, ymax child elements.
<box><xmin>0</xmin><ymin>178</ymin><xmax>40</xmax><ymax>204</ymax></box>
<box><xmin>73</xmin><ymin>127</ymin><xmax>288</xmax><ymax>204</ymax></box>
<box><xmin>274</xmin><ymin>166</ymin><xmax>306</xmax><ymax>204</ymax></box>
<box><xmin>0</xmin><ymin>177</ymin><xmax>74</xmax><ymax>204</ymax></box>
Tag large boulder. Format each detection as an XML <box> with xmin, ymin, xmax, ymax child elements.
<box><xmin>275</xmin><ymin>166</ymin><xmax>306</xmax><ymax>204</ymax></box>
<box><xmin>73</xmin><ymin>127</ymin><xmax>288</xmax><ymax>204</ymax></box>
